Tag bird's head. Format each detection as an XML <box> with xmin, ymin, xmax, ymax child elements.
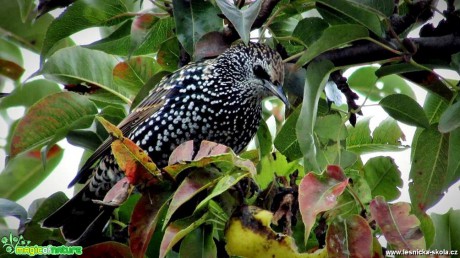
<box><xmin>218</xmin><ymin>42</ymin><xmax>289</xmax><ymax>108</ymax></box>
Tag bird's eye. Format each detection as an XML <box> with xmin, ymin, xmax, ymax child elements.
<box><xmin>253</xmin><ymin>65</ymin><xmax>270</xmax><ymax>81</ymax></box>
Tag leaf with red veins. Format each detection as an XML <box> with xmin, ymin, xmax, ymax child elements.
<box><xmin>298</xmin><ymin>166</ymin><xmax>348</xmax><ymax>245</ymax></box>
<box><xmin>326</xmin><ymin>215</ymin><xmax>373</xmax><ymax>258</ymax></box>
<box><xmin>370</xmin><ymin>196</ymin><xmax>425</xmax><ymax>252</ymax></box>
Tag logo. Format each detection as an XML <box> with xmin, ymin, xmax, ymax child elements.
<box><xmin>1</xmin><ymin>233</ymin><xmax>83</xmax><ymax>256</ymax></box>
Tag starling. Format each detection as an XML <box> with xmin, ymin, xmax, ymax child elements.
<box><xmin>42</xmin><ymin>42</ymin><xmax>287</xmax><ymax>243</ymax></box>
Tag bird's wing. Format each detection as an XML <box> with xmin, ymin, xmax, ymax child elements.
<box><xmin>68</xmin><ymin>73</ymin><xmax>177</xmax><ymax>187</ymax></box>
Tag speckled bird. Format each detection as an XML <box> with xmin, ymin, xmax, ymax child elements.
<box><xmin>42</xmin><ymin>42</ymin><xmax>287</xmax><ymax>243</ymax></box>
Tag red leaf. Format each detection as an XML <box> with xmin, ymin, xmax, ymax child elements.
<box><xmin>129</xmin><ymin>190</ymin><xmax>171</xmax><ymax>258</ymax></box>
<box><xmin>168</xmin><ymin>140</ymin><xmax>231</xmax><ymax>165</ymax></box>
<box><xmin>164</xmin><ymin>170</ymin><xmax>218</xmax><ymax>225</ymax></box>
<box><xmin>159</xmin><ymin>223</ymin><xmax>181</xmax><ymax>258</ymax></box>
<box><xmin>326</xmin><ymin>215</ymin><xmax>373</xmax><ymax>258</ymax></box>
<box><xmin>93</xmin><ymin>177</ymin><xmax>132</xmax><ymax>207</ymax></box>
<box><xmin>298</xmin><ymin>166</ymin><xmax>348</xmax><ymax>245</ymax></box>
<box><xmin>194</xmin><ymin>32</ymin><xmax>229</xmax><ymax>60</ymax></box>
<box><xmin>82</xmin><ymin>241</ymin><xmax>133</xmax><ymax>258</ymax></box>
<box><xmin>0</xmin><ymin>59</ymin><xmax>24</xmax><ymax>80</ymax></box>
<box><xmin>370</xmin><ymin>196</ymin><xmax>425</xmax><ymax>252</ymax></box>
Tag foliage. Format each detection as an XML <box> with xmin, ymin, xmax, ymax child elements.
<box><xmin>1</xmin><ymin>0</ymin><xmax>460</xmax><ymax>257</ymax></box>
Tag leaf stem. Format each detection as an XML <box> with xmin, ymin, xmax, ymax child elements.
<box><xmin>346</xmin><ymin>185</ymin><xmax>366</xmax><ymax>211</ymax></box>
<box><xmin>283</xmin><ymin>50</ymin><xmax>306</xmax><ymax>63</ymax></box>
<box><xmin>409</xmin><ymin>58</ymin><xmax>458</xmax><ymax>90</ymax></box>
<box><xmin>259</xmin><ymin>7</ymin><xmax>284</xmax><ymax>41</ymax></box>
<box><xmin>367</xmin><ymin>38</ymin><xmax>403</xmax><ymax>56</ymax></box>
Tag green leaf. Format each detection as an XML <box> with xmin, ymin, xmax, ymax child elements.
<box><xmin>296</xmin><ymin>24</ymin><xmax>369</xmax><ymax>67</ymax></box>
<box><xmin>446</xmin><ymin>128</ymin><xmax>460</xmax><ymax>188</ymax></box>
<box><xmin>0</xmin><ymin>79</ymin><xmax>61</xmax><ymax>110</ymax></box>
<box><xmin>117</xmin><ymin>194</ymin><xmax>141</xmax><ymax>224</ymax></box>
<box><xmin>439</xmin><ymin>101</ymin><xmax>460</xmax><ymax>133</ymax></box>
<box><xmin>411</xmin><ymin>92</ymin><xmax>448</xmax><ymax>170</ymax></box>
<box><xmin>10</xmin><ymin>92</ymin><xmax>97</xmax><ymax>156</ymax></box>
<box><xmin>173</xmin><ymin>0</ymin><xmax>222</xmax><ymax>55</ymax></box>
<box><xmin>29</xmin><ymin>192</ymin><xmax>68</xmax><ymax>224</ymax></box>
<box><xmin>66</xmin><ymin>130</ymin><xmax>103</xmax><ymax>151</ymax></box>
<box><xmin>346</xmin><ymin>117</ymin><xmax>408</xmax><ymax>153</ymax></box>
<box><xmin>431</xmin><ymin>209</ymin><xmax>460</xmax><ymax>251</ymax></box>
<box><xmin>113</xmin><ymin>56</ymin><xmax>161</xmax><ymax>97</ymax></box>
<box><xmin>0</xmin><ymin>38</ymin><xmax>23</xmax><ymax>66</ymax></box>
<box><xmin>269</xmin><ymin>17</ymin><xmax>299</xmax><ymax>38</ymax></box>
<box><xmin>17</xmin><ymin>0</ymin><xmax>34</xmax><ymax>23</ymax></box>
<box><xmin>41</xmin><ymin>0</ymin><xmax>129</xmax><ymax>60</ymax></box>
<box><xmin>409</xmin><ymin>125</ymin><xmax>449</xmax><ymax>213</ymax></box>
<box><xmin>347</xmin><ymin>66</ymin><xmax>416</xmax><ymax>102</ymax></box>
<box><xmin>424</xmin><ymin>92</ymin><xmax>449</xmax><ymax>124</ymax></box>
<box><xmin>375</xmin><ymin>63</ymin><xmax>421</xmax><ymax>77</ymax></box>
<box><xmin>216</xmin><ymin>0</ymin><xmax>263</xmax><ymax>44</ymax></box>
<box><xmin>380</xmin><ymin>94</ymin><xmax>430</xmax><ymax>128</ymax></box>
<box><xmin>160</xmin><ymin>213</ymin><xmax>208</xmax><ymax>258</ymax></box>
<box><xmin>179</xmin><ymin>226</ymin><xmax>216</xmax><ymax>258</ymax></box>
<box><xmin>347</xmin><ymin>0</ymin><xmax>394</xmax><ymax>17</ymax></box>
<box><xmin>315</xmin><ymin>114</ymin><xmax>347</xmax><ymax>142</ymax></box>
<box><xmin>274</xmin><ymin>105</ymin><xmax>303</xmax><ymax>161</ymax></box>
<box><xmin>0</xmin><ymin>199</ymin><xmax>27</xmax><ymax>227</ymax></box>
<box><xmin>87</xmin><ymin>18</ymin><xmax>175</xmax><ymax>56</ymax></box>
<box><xmin>296</xmin><ymin>60</ymin><xmax>334</xmax><ymax>171</ymax></box>
<box><xmin>0</xmin><ymin>1</ymin><xmax>54</xmax><ymax>53</ymax></box>
<box><xmin>451</xmin><ymin>52</ymin><xmax>460</xmax><ymax>72</ymax></box>
<box><xmin>363</xmin><ymin>157</ymin><xmax>403</xmax><ymax>201</ymax></box>
<box><xmin>129</xmin><ymin>13</ymin><xmax>157</xmax><ymax>56</ymax></box>
<box><xmin>157</xmin><ymin>37</ymin><xmax>180</xmax><ymax>71</ymax></box>
<box><xmin>38</xmin><ymin>46</ymin><xmax>131</xmax><ymax>103</ymax></box>
<box><xmin>256</xmin><ymin>119</ymin><xmax>272</xmax><ymax>158</ymax></box>
<box><xmin>256</xmin><ymin>151</ymin><xmax>302</xmax><ymax>189</ymax></box>
<box><xmin>292</xmin><ymin>17</ymin><xmax>329</xmax><ymax>47</ymax></box>
<box><xmin>317</xmin><ymin>0</ymin><xmax>384</xmax><ymax>36</ymax></box>
<box><xmin>0</xmin><ymin>145</ymin><xmax>63</xmax><ymax>200</ymax></box>
<box><xmin>22</xmin><ymin>192</ymin><xmax>68</xmax><ymax>245</ymax></box>
<box><xmin>195</xmin><ymin>171</ymin><xmax>250</xmax><ymax>211</ymax></box>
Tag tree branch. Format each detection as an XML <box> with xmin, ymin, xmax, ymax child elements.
<box><xmin>389</xmin><ymin>0</ymin><xmax>436</xmax><ymax>35</ymax></box>
<box><xmin>308</xmin><ymin>35</ymin><xmax>460</xmax><ymax>99</ymax></box>
<box><xmin>313</xmin><ymin>35</ymin><xmax>460</xmax><ymax>68</ymax></box>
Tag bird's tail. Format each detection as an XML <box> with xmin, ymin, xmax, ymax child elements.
<box><xmin>41</xmin><ymin>184</ymin><xmax>114</xmax><ymax>245</ymax></box>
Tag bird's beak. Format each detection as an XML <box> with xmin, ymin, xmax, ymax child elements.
<box><xmin>264</xmin><ymin>81</ymin><xmax>290</xmax><ymax>109</ymax></box>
